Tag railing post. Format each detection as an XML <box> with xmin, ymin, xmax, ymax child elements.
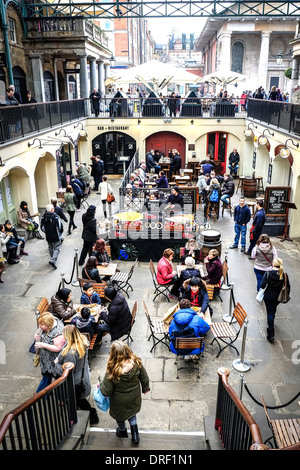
<box><xmin>223</xmin><ymin>283</ymin><xmax>237</xmax><ymax>323</ymax></box>
<box><xmin>232</xmin><ymin>318</ymin><xmax>251</xmax><ymax>372</ymax></box>
<box><xmin>71</xmin><ymin>248</ymin><xmax>80</xmax><ymax>287</ymax></box>
<box><xmin>215</xmin><ymin>367</ymin><xmax>230</xmax><ymax>430</ymax></box>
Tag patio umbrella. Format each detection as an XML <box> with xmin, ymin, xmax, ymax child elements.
<box><xmin>195</xmin><ymin>70</ymin><xmax>248</xmax><ymax>89</ymax></box>
<box><xmin>105</xmin><ymin>60</ymin><xmax>199</xmax><ymax>92</ymax></box>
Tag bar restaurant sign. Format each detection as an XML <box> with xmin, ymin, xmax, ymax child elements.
<box><xmin>97</xmin><ymin>126</ymin><xmax>129</xmax><ymax>131</ymax></box>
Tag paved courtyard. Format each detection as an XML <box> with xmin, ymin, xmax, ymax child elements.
<box><xmin>0</xmin><ymin>178</ymin><xmax>300</xmax><ymax>448</ymax></box>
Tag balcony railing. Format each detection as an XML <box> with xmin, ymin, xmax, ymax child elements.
<box><xmin>247</xmin><ymin>98</ymin><xmax>300</xmax><ymax>135</ymax></box>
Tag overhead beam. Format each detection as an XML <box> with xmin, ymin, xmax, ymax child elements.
<box><xmin>24</xmin><ymin>1</ymin><xmax>300</xmax><ymax>20</ymax></box>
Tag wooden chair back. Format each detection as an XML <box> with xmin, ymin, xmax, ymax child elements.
<box><xmin>78</xmin><ymin>277</ymin><xmax>108</xmax><ymax>299</ymax></box>
<box><xmin>174</xmin><ymin>337</ymin><xmax>203</xmax><ymax>354</ymax></box>
<box><xmin>222</xmin><ymin>261</ymin><xmax>229</xmax><ymax>282</ymax></box>
<box><xmin>105</xmin><ymin>244</ymin><xmax>111</xmax><ymax>258</ymax></box>
<box><xmin>232</xmin><ymin>302</ymin><xmax>247</xmax><ymax>328</ymax></box>
<box><xmin>143</xmin><ymin>300</ymin><xmax>152</xmax><ymax>326</ymax></box>
<box><xmin>149</xmin><ymin>259</ymin><xmax>157</xmax><ymax>284</ymax></box>
<box><xmin>35</xmin><ymin>297</ymin><xmax>50</xmax><ymax>321</ymax></box>
<box><xmin>131</xmin><ymin>301</ymin><xmax>138</xmax><ymax>328</ymax></box>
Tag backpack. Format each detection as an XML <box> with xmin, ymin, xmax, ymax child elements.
<box><xmin>210</xmin><ymin>188</ymin><xmax>219</xmax><ymax>202</ymax></box>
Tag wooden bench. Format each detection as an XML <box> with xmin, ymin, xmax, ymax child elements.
<box><xmin>81</xmin><ymin>332</ymin><xmax>100</xmax><ymax>360</ymax></box>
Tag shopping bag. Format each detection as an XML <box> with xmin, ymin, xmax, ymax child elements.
<box><xmin>94</xmin><ymin>386</ymin><xmax>110</xmax><ymax>412</ymax></box>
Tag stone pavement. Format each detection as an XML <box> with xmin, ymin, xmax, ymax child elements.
<box><xmin>0</xmin><ymin>178</ymin><xmax>300</xmax><ymax>448</ymax></box>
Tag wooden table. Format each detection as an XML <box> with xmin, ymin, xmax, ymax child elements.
<box><xmin>97</xmin><ymin>263</ymin><xmax>118</xmax><ymax>277</ymax></box>
<box><xmin>177</xmin><ymin>264</ymin><xmax>206</xmax><ymax>278</ymax></box>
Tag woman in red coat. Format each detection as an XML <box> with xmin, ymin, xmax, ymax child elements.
<box><xmin>157</xmin><ymin>248</ymin><xmax>179</xmax><ymax>299</ymax></box>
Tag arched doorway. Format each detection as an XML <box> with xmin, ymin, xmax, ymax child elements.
<box><xmin>207</xmin><ymin>132</ymin><xmax>228</xmax><ymax>175</ymax></box>
<box><xmin>12</xmin><ymin>66</ymin><xmax>27</xmax><ymax>103</ymax></box>
<box><xmin>92</xmin><ymin>132</ymin><xmax>136</xmax><ymax>174</ymax></box>
<box><xmin>146</xmin><ymin>131</ymin><xmax>186</xmax><ymax>166</ymax></box>
<box><xmin>44</xmin><ymin>71</ymin><xmax>55</xmax><ymax>102</ymax></box>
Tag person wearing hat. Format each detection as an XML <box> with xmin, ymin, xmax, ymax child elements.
<box><xmin>179</xmin><ymin>257</ymin><xmax>201</xmax><ymax>285</ymax></box>
<box><xmin>180</xmin><ymin>277</ymin><xmax>210</xmax><ymax>316</ymax></box>
<box><xmin>165</xmin><ymin>186</ymin><xmax>184</xmax><ymax>213</ymax></box>
<box><xmin>100</xmin><ymin>286</ymin><xmax>132</xmax><ymax>341</ymax></box>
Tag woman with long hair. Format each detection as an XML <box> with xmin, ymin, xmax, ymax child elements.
<box><xmin>251</xmin><ymin>233</ymin><xmax>277</xmax><ymax>291</ymax></box>
<box><xmin>92</xmin><ymin>238</ymin><xmax>110</xmax><ymax>266</ymax></box>
<box><xmin>260</xmin><ymin>258</ymin><xmax>290</xmax><ymax>342</ymax></box>
<box><xmin>34</xmin><ymin>312</ymin><xmax>65</xmax><ymax>393</ymax></box>
<box><xmin>64</xmin><ymin>185</ymin><xmax>77</xmax><ymax>235</ymax></box>
<box><xmin>82</xmin><ymin>255</ymin><xmax>102</xmax><ymax>283</ymax></box>
<box><xmin>99</xmin><ymin>340</ymin><xmax>150</xmax><ymax>444</ymax></box>
<box><xmin>17</xmin><ymin>200</ymin><xmax>43</xmax><ymax>239</ymax></box>
<box><xmin>55</xmin><ymin>324</ymin><xmax>99</xmax><ymax>424</ymax></box>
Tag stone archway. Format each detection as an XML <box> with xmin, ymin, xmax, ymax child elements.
<box><xmin>34</xmin><ymin>152</ymin><xmax>58</xmax><ymax>208</ymax></box>
<box><xmin>146</xmin><ymin>131</ymin><xmax>186</xmax><ymax>166</ymax></box>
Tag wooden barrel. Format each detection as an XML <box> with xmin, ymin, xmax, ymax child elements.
<box><xmin>199</xmin><ymin>229</ymin><xmax>222</xmax><ymax>261</ymax></box>
<box><xmin>243</xmin><ymin>178</ymin><xmax>257</xmax><ymax>198</ymax></box>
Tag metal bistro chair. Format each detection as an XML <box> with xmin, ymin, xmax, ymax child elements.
<box><xmin>143</xmin><ymin>301</ymin><xmax>170</xmax><ymax>353</ymax></box>
<box><xmin>111</xmin><ymin>258</ymin><xmax>138</xmax><ymax>298</ymax></box>
<box><xmin>210</xmin><ymin>302</ymin><xmax>248</xmax><ymax>358</ymax></box>
<box><xmin>149</xmin><ymin>259</ymin><xmax>171</xmax><ymax>302</ymax></box>
<box><xmin>174</xmin><ymin>337</ymin><xmax>204</xmax><ymax>379</ymax></box>
<box><xmin>122</xmin><ymin>301</ymin><xmax>138</xmax><ymax>344</ymax></box>
<box><xmin>261</xmin><ymin>394</ymin><xmax>300</xmax><ymax>449</ymax></box>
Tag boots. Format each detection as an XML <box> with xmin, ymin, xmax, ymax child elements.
<box><xmin>104</xmin><ymin>211</ymin><xmax>107</xmax><ymax>219</ymax></box>
<box><xmin>130</xmin><ymin>424</ymin><xmax>139</xmax><ymax>444</ymax></box>
<box><xmin>116</xmin><ymin>427</ymin><xmax>128</xmax><ymax>438</ymax></box>
<box><xmin>90</xmin><ymin>407</ymin><xmax>99</xmax><ymax>425</ymax></box>
<box><xmin>267</xmin><ymin>327</ymin><xmax>274</xmax><ymax>342</ymax></box>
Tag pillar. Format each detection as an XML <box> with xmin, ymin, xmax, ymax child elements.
<box><xmin>29</xmin><ymin>53</ymin><xmax>45</xmax><ymax>102</ymax></box>
<box><xmin>89</xmin><ymin>57</ymin><xmax>97</xmax><ymax>92</ymax></box>
<box><xmin>290</xmin><ymin>56</ymin><xmax>300</xmax><ymax>95</ymax></box>
<box><xmin>97</xmin><ymin>60</ymin><xmax>105</xmax><ymax>96</ymax></box>
<box><xmin>79</xmin><ymin>54</ymin><xmax>89</xmax><ymax>98</ymax></box>
<box><xmin>258</xmin><ymin>31</ymin><xmax>270</xmax><ymax>91</ymax></box>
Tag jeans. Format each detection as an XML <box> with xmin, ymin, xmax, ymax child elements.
<box><xmin>254</xmin><ymin>268</ymin><xmax>266</xmax><ymax>292</ymax></box>
<box><xmin>229</xmin><ymin>164</ymin><xmax>239</xmax><ymax>175</ymax></box>
<box><xmin>36</xmin><ymin>372</ymin><xmax>57</xmax><ymax>393</ymax></box>
<box><xmin>221</xmin><ymin>194</ymin><xmax>230</xmax><ymax>205</ymax></box>
<box><xmin>264</xmin><ymin>298</ymin><xmax>279</xmax><ymax>329</ymax></box>
<box><xmin>67</xmin><ymin>210</ymin><xmax>76</xmax><ymax>233</ymax></box>
<box><xmin>48</xmin><ymin>240</ymin><xmax>61</xmax><ymax>264</ymax></box>
<box><xmin>234</xmin><ymin>223</ymin><xmax>247</xmax><ymax>247</ymax></box>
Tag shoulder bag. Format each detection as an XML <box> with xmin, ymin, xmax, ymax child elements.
<box><xmin>277</xmin><ymin>273</ymin><xmax>290</xmax><ymax>304</ymax></box>
<box><xmin>106</xmin><ymin>183</ymin><xmax>115</xmax><ymax>203</ymax></box>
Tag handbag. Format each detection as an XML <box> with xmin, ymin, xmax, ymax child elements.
<box><xmin>33</xmin><ymin>351</ymin><xmax>40</xmax><ymax>367</ymax></box>
<box><xmin>94</xmin><ymin>385</ymin><xmax>110</xmax><ymax>412</ymax></box>
<box><xmin>277</xmin><ymin>273</ymin><xmax>290</xmax><ymax>304</ymax></box>
<box><xmin>107</xmin><ymin>192</ymin><xmax>115</xmax><ymax>203</ymax></box>
<box><xmin>256</xmin><ymin>287</ymin><xmax>266</xmax><ymax>303</ymax></box>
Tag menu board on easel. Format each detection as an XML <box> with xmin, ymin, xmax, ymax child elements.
<box><xmin>265</xmin><ymin>186</ymin><xmax>291</xmax><ymax>217</ymax></box>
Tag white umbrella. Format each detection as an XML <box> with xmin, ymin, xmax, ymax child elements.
<box><xmin>105</xmin><ymin>60</ymin><xmax>199</xmax><ymax>91</ymax></box>
<box><xmin>195</xmin><ymin>70</ymin><xmax>248</xmax><ymax>89</ymax></box>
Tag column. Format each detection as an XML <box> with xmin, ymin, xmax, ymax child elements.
<box><xmin>29</xmin><ymin>53</ymin><xmax>45</xmax><ymax>102</ymax></box>
<box><xmin>104</xmin><ymin>63</ymin><xmax>110</xmax><ymax>81</ymax></box>
<box><xmin>258</xmin><ymin>31</ymin><xmax>270</xmax><ymax>91</ymax></box>
<box><xmin>290</xmin><ymin>56</ymin><xmax>300</xmax><ymax>95</ymax></box>
<box><xmin>97</xmin><ymin>59</ymin><xmax>105</xmax><ymax>96</ymax></box>
<box><xmin>79</xmin><ymin>54</ymin><xmax>89</xmax><ymax>98</ymax></box>
<box><xmin>219</xmin><ymin>31</ymin><xmax>232</xmax><ymax>72</ymax></box>
<box><xmin>53</xmin><ymin>58</ymin><xmax>59</xmax><ymax>101</ymax></box>
<box><xmin>89</xmin><ymin>57</ymin><xmax>97</xmax><ymax>92</ymax></box>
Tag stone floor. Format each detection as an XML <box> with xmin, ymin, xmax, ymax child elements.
<box><xmin>0</xmin><ymin>177</ymin><xmax>300</xmax><ymax>448</ymax></box>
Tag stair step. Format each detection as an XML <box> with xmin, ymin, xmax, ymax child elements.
<box><xmin>81</xmin><ymin>428</ymin><xmax>205</xmax><ymax>450</ymax></box>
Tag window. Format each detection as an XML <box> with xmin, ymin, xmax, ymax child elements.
<box><xmin>231</xmin><ymin>41</ymin><xmax>244</xmax><ymax>74</ymax></box>
<box><xmin>8</xmin><ymin>18</ymin><xmax>16</xmax><ymax>43</ymax></box>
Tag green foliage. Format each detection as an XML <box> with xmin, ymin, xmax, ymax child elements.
<box><xmin>284</xmin><ymin>67</ymin><xmax>292</xmax><ymax>79</ymax></box>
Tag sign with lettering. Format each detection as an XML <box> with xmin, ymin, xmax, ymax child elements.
<box><xmin>267</xmin><ymin>163</ymin><xmax>272</xmax><ymax>184</ymax></box>
<box><xmin>252</xmin><ymin>150</ymin><xmax>256</xmax><ymax>169</ymax></box>
<box><xmin>265</xmin><ymin>186</ymin><xmax>291</xmax><ymax>217</ymax></box>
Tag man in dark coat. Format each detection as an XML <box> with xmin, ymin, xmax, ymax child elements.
<box><xmin>220</xmin><ymin>173</ymin><xmax>235</xmax><ymax>206</ymax></box>
<box><xmin>245</xmin><ymin>199</ymin><xmax>266</xmax><ymax>256</ymax></box>
<box><xmin>90</xmin><ymin>88</ymin><xmax>101</xmax><ymax>117</ymax></box>
<box><xmin>93</xmin><ymin>156</ymin><xmax>104</xmax><ymax>190</ymax></box>
<box><xmin>228</xmin><ymin>149</ymin><xmax>240</xmax><ymax>177</ymax></box>
<box><xmin>100</xmin><ymin>287</ymin><xmax>132</xmax><ymax>341</ymax></box>
<box><xmin>79</xmin><ymin>205</ymin><xmax>98</xmax><ymax>265</ymax></box>
<box><xmin>230</xmin><ymin>196</ymin><xmax>251</xmax><ymax>252</ymax></box>
<box><xmin>41</xmin><ymin>203</ymin><xmax>63</xmax><ymax>269</ymax></box>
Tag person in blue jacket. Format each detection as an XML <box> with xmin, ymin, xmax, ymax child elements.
<box><xmin>169</xmin><ymin>298</ymin><xmax>210</xmax><ymax>357</ymax></box>
<box><xmin>245</xmin><ymin>199</ymin><xmax>266</xmax><ymax>256</ymax></box>
<box><xmin>230</xmin><ymin>196</ymin><xmax>251</xmax><ymax>252</ymax></box>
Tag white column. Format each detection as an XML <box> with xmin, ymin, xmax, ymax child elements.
<box><xmin>79</xmin><ymin>54</ymin><xmax>89</xmax><ymax>98</ymax></box>
<box><xmin>258</xmin><ymin>31</ymin><xmax>270</xmax><ymax>91</ymax></box>
<box><xmin>97</xmin><ymin>59</ymin><xmax>105</xmax><ymax>96</ymax></box>
<box><xmin>89</xmin><ymin>57</ymin><xmax>97</xmax><ymax>92</ymax></box>
<box><xmin>290</xmin><ymin>56</ymin><xmax>300</xmax><ymax>95</ymax></box>
<box><xmin>29</xmin><ymin>53</ymin><xmax>45</xmax><ymax>102</ymax></box>
<box><xmin>219</xmin><ymin>31</ymin><xmax>232</xmax><ymax>72</ymax></box>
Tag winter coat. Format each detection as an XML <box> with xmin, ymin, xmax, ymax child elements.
<box><xmin>180</xmin><ymin>284</ymin><xmax>209</xmax><ymax>314</ymax></box>
<box><xmin>48</xmin><ymin>295</ymin><xmax>77</xmax><ymax>321</ymax></box>
<box><xmin>156</xmin><ymin>174</ymin><xmax>169</xmax><ymax>188</ymax></box>
<box><xmin>17</xmin><ymin>207</ymin><xmax>32</xmax><ymax>230</ymax></box>
<box><xmin>82</xmin><ymin>266</ymin><xmax>102</xmax><ymax>283</ymax></box>
<box><xmin>260</xmin><ymin>269</ymin><xmax>290</xmax><ymax>302</ymax></box>
<box><xmin>36</xmin><ymin>319</ymin><xmax>64</xmax><ymax>375</ymax></box>
<box><xmin>80</xmin><ymin>291</ymin><xmax>102</xmax><ymax>305</ymax></box>
<box><xmin>203</xmin><ymin>256</ymin><xmax>223</xmax><ymax>285</ymax></box>
<box><xmin>98</xmin><ymin>181</ymin><xmax>113</xmax><ymax>201</ymax></box>
<box><xmin>64</xmin><ymin>192</ymin><xmax>77</xmax><ymax>212</ymax></box>
<box><xmin>166</xmin><ymin>192</ymin><xmax>184</xmax><ymax>208</ymax></box>
<box><xmin>197</xmin><ymin>175</ymin><xmax>208</xmax><ymax>192</ymax></box>
<box><xmin>100</xmin><ymin>362</ymin><xmax>150</xmax><ymax>422</ymax></box>
<box><xmin>234</xmin><ymin>204</ymin><xmax>251</xmax><ymax>225</ymax></box>
<box><xmin>179</xmin><ymin>267</ymin><xmax>201</xmax><ymax>284</ymax></box>
<box><xmin>56</xmin><ymin>346</ymin><xmax>91</xmax><ymax>399</ymax></box>
<box><xmin>100</xmin><ymin>292</ymin><xmax>132</xmax><ymax>341</ymax></box>
<box><xmin>71</xmin><ymin>315</ymin><xmax>98</xmax><ymax>338</ymax></box>
<box><xmin>81</xmin><ymin>207</ymin><xmax>97</xmax><ymax>242</ymax></box>
<box><xmin>54</xmin><ymin>205</ymin><xmax>68</xmax><ymax>223</ymax></box>
<box><xmin>251</xmin><ymin>208</ymin><xmax>266</xmax><ymax>236</ymax></box>
<box><xmin>70</xmin><ymin>178</ymin><xmax>84</xmax><ymax>195</ymax></box>
<box><xmin>92</xmin><ymin>249</ymin><xmax>110</xmax><ymax>265</ymax></box>
<box><xmin>77</xmin><ymin>165</ymin><xmax>91</xmax><ymax>184</ymax></box>
<box><xmin>157</xmin><ymin>256</ymin><xmax>175</xmax><ymax>284</ymax></box>
<box><xmin>229</xmin><ymin>152</ymin><xmax>240</xmax><ymax>166</ymax></box>
<box><xmin>251</xmin><ymin>243</ymin><xmax>277</xmax><ymax>272</ymax></box>
<box><xmin>41</xmin><ymin>211</ymin><xmax>63</xmax><ymax>243</ymax></box>
<box><xmin>169</xmin><ymin>307</ymin><xmax>210</xmax><ymax>354</ymax></box>
<box><xmin>0</xmin><ymin>231</ymin><xmax>12</xmax><ymax>253</ymax></box>
<box><xmin>222</xmin><ymin>176</ymin><xmax>235</xmax><ymax>197</ymax></box>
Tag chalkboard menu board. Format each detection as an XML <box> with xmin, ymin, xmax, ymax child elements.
<box><xmin>178</xmin><ymin>186</ymin><xmax>199</xmax><ymax>213</ymax></box>
<box><xmin>265</xmin><ymin>186</ymin><xmax>291</xmax><ymax>217</ymax></box>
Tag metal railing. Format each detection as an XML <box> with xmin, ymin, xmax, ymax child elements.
<box><xmin>0</xmin><ymin>363</ymin><xmax>77</xmax><ymax>451</ymax></box>
<box><xmin>247</xmin><ymin>98</ymin><xmax>300</xmax><ymax>135</ymax></box>
<box><xmin>215</xmin><ymin>368</ymin><xmax>268</xmax><ymax>450</ymax></box>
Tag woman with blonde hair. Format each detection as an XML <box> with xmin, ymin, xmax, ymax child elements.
<box><xmin>55</xmin><ymin>324</ymin><xmax>99</xmax><ymax>424</ymax></box>
<box><xmin>260</xmin><ymin>258</ymin><xmax>290</xmax><ymax>342</ymax></box>
<box><xmin>99</xmin><ymin>340</ymin><xmax>150</xmax><ymax>444</ymax></box>
<box><xmin>34</xmin><ymin>312</ymin><xmax>65</xmax><ymax>393</ymax></box>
